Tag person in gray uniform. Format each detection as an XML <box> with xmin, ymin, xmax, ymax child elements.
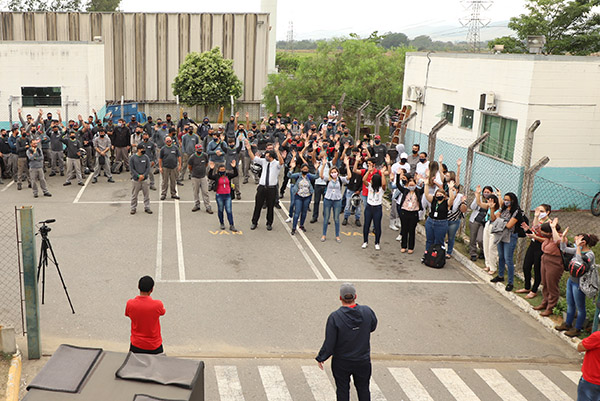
<box><xmin>27</xmin><ymin>139</ymin><xmax>51</xmax><ymax>198</ymax></box>
<box><xmin>130</xmin><ymin>143</ymin><xmax>152</xmax><ymax>215</ymax></box>
<box><xmin>61</xmin><ymin>131</ymin><xmax>83</xmax><ymax>186</ymax></box>
<box><xmin>92</xmin><ymin>128</ymin><xmax>114</xmax><ymax>183</ymax></box>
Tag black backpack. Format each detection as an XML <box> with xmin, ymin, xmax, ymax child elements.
<box><xmin>111</xmin><ymin>161</ymin><xmax>123</xmax><ymax>174</ymax></box>
<box><xmin>423</xmin><ymin>244</ymin><xmax>446</xmax><ymax>269</ymax></box>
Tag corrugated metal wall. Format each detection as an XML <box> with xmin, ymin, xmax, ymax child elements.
<box><xmin>0</xmin><ymin>12</ymin><xmax>270</xmax><ymax>103</ymax></box>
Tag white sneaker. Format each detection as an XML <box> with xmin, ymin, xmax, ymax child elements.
<box><xmin>389</xmin><ymin>223</ymin><xmax>399</xmax><ymax>231</ymax></box>
<box><xmin>375</xmin><ymin>244</ymin><xmax>381</xmax><ymax>250</ymax></box>
<box><xmin>396</xmin><ymin>234</ymin><xmax>402</xmax><ymax>241</ymax></box>
<box><xmin>285</xmin><ymin>217</ymin><xmax>292</xmax><ymax>223</ymax></box>
<box><xmin>361</xmin><ymin>242</ymin><xmax>368</xmax><ymax>249</ymax></box>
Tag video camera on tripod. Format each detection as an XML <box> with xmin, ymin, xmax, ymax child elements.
<box><xmin>35</xmin><ymin>218</ymin><xmax>75</xmax><ymax>314</ymax></box>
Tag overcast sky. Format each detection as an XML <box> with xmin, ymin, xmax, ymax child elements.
<box><xmin>119</xmin><ymin>0</ymin><xmax>526</xmax><ymax>41</ymax></box>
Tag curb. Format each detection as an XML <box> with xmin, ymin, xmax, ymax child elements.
<box><xmin>6</xmin><ymin>349</ymin><xmax>22</xmax><ymax>401</ymax></box>
<box><xmin>413</xmin><ymin>223</ymin><xmax>582</xmax><ymax>351</ymax></box>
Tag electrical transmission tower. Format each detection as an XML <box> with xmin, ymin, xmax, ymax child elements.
<box><xmin>459</xmin><ymin>0</ymin><xmax>493</xmax><ymax>52</ymax></box>
<box><xmin>287</xmin><ymin>21</ymin><xmax>294</xmax><ymax>53</ymax></box>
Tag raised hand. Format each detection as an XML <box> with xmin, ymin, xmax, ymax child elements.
<box><xmin>235</xmin><ymin>111</ymin><xmax>240</xmax><ymax>118</ymax></box>
<box><xmin>457</xmin><ymin>158</ymin><xmax>462</xmax><ymax>166</ymax></box>
<box><xmin>549</xmin><ymin>217</ymin><xmax>558</xmax><ymax>229</ymax></box>
<box><xmin>208</xmin><ymin>161</ymin><xmax>215</xmax><ymax>170</ymax></box>
<box><xmin>245</xmin><ymin>111</ymin><xmax>249</xmax><ymax>118</ymax></box>
<box><xmin>475</xmin><ymin>185</ymin><xmax>481</xmax><ymax>194</ymax></box>
<box><xmin>231</xmin><ymin>159</ymin><xmax>237</xmax><ymax>168</ymax></box>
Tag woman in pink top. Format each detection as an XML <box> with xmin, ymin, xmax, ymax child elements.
<box><xmin>207</xmin><ymin>160</ymin><xmax>238</xmax><ymax>232</ymax></box>
<box><xmin>532</xmin><ymin>219</ymin><xmax>565</xmax><ymax>317</ymax></box>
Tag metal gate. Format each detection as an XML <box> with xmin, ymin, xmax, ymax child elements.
<box><xmin>0</xmin><ymin>208</ymin><xmax>25</xmax><ymax>334</ymax></box>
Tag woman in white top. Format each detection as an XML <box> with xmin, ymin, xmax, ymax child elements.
<box><xmin>362</xmin><ymin>165</ymin><xmax>387</xmax><ymax>250</ymax></box>
<box><xmin>320</xmin><ymin>158</ymin><xmax>351</xmax><ymax>243</ymax></box>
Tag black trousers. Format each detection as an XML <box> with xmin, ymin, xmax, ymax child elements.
<box><xmin>522</xmin><ymin>240</ymin><xmax>542</xmax><ymax>293</ymax></box>
<box><xmin>253</xmin><ymin>185</ymin><xmax>277</xmax><ymax>225</ymax></box>
<box><xmin>129</xmin><ymin>343</ymin><xmax>164</xmax><ymax>354</ymax></box>
<box><xmin>332</xmin><ymin>358</ymin><xmax>372</xmax><ymax>401</ymax></box>
<box><xmin>312</xmin><ymin>184</ymin><xmax>327</xmax><ymax>220</ymax></box>
<box><xmin>399</xmin><ymin>208</ymin><xmax>419</xmax><ymax>250</ymax></box>
<box><xmin>280</xmin><ymin>166</ymin><xmax>290</xmax><ymax>196</ymax></box>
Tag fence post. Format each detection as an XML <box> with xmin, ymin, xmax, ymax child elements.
<box><xmin>427</xmin><ymin>119</ymin><xmax>448</xmax><ymax>161</ymax></box>
<box><xmin>275</xmin><ymin>95</ymin><xmax>280</xmax><ymax>113</ymax></box>
<box><xmin>230</xmin><ymin>95</ymin><xmax>234</xmax><ymax>117</ymax></box>
<box><xmin>19</xmin><ymin>206</ymin><xmax>41</xmax><ymax>360</ymax></box>
<box><xmin>399</xmin><ymin>112</ymin><xmax>417</xmax><ymax>145</ymax></box>
<box><xmin>374</xmin><ymin>105</ymin><xmax>390</xmax><ymax>137</ymax></box>
<box><xmin>463</xmin><ymin>132</ymin><xmax>490</xmax><ymax>195</ymax></box>
<box><xmin>338</xmin><ymin>93</ymin><xmax>346</xmax><ymax>121</ymax></box>
<box><xmin>8</xmin><ymin>96</ymin><xmax>14</xmax><ymax>126</ymax></box>
<box><xmin>354</xmin><ymin>100</ymin><xmax>370</xmax><ymax>141</ymax></box>
<box><xmin>520</xmin><ymin>120</ymin><xmax>541</xmax><ymax>170</ymax></box>
<box><xmin>514</xmin><ymin>156</ymin><xmax>550</xmax><ymax>268</ymax></box>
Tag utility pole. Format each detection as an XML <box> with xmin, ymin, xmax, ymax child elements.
<box><xmin>460</xmin><ymin>1</ymin><xmax>493</xmax><ymax>52</ymax></box>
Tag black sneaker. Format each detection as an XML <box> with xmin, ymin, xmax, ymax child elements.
<box><xmin>160</xmin><ymin>195</ymin><xmax>166</xmax><ymax>200</ymax></box>
<box><xmin>479</xmin><ymin>253</ymin><xmax>485</xmax><ymax>260</ymax></box>
<box><xmin>470</xmin><ymin>255</ymin><xmax>477</xmax><ymax>261</ymax></box>
<box><xmin>505</xmin><ymin>283</ymin><xmax>514</xmax><ymax>292</ymax></box>
<box><xmin>310</xmin><ymin>218</ymin><xmax>317</xmax><ymax>224</ymax></box>
<box><xmin>92</xmin><ymin>178</ymin><xmax>97</xmax><ymax>183</ymax></box>
<box><xmin>28</xmin><ymin>183</ymin><xmax>31</xmax><ymax>188</ymax></box>
<box><xmin>355</xmin><ymin>219</ymin><xmax>361</xmax><ymax>227</ymax></box>
<box><xmin>49</xmin><ymin>172</ymin><xmax>56</xmax><ymax>177</ymax></box>
<box><xmin>60</xmin><ymin>172</ymin><xmax>64</xmax><ymax>176</ymax></box>
<box><xmin>171</xmin><ymin>195</ymin><xmax>180</xmax><ymax>200</ymax></box>
<box><xmin>250</xmin><ymin>223</ymin><xmax>257</xmax><ymax>230</ymax></box>
<box><xmin>266</xmin><ymin>224</ymin><xmax>273</xmax><ymax>231</ymax></box>
<box><xmin>299</xmin><ymin>226</ymin><xmax>306</xmax><ymax>232</ymax></box>
<box><xmin>192</xmin><ymin>206</ymin><xmax>200</xmax><ymax>212</ymax></box>
<box><xmin>63</xmin><ymin>182</ymin><xmax>71</xmax><ymax>186</ymax></box>
<box><xmin>206</xmin><ymin>209</ymin><xmax>214</xmax><ymax>214</ymax></box>
<box><xmin>342</xmin><ymin>218</ymin><xmax>348</xmax><ymax>226</ymax></box>
<box><xmin>274</xmin><ymin>203</ymin><xmax>281</xmax><ymax>210</ymax></box>
<box><xmin>236</xmin><ymin>193</ymin><xmax>241</xmax><ymax>200</ymax></box>
<box><xmin>490</xmin><ymin>276</ymin><xmax>505</xmax><ymax>283</ymax></box>
<box><xmin>145</xmin><ymin>209</ymin><xmax>153</xmax><ymax>214</ymax></box>
<box><xmin>43</xmin><ymin>193</ymin><xmax>52</xmax><ymax>197</ymax></box>
<box><xmin>230</xmin><ymin>225</ymin><xmax>238</xmax><ymax>232</ymax></box>
<box><xmin>17</xmin><ymin>183</ymin><xmax>22</xmax><ymax>190</ymax></box>
<box><xmin>78</xmin><ymin>182</ymin><xmax>84</xmax><ymax>186</ymax></box>
<box><xmin>291</xmin><ymin>228</ymin><xmax>296</xmax><ymax>235</ymax></box>
<box><xmin>220</xmin><ymin>223</ymin><xmax>225</xmax><ymax>230</ymax></box>
<box><xmin>177</xmin><ymin>181</ymin><xmax>184</xmax><ymax>186</ymax></box>
<box><xmin>108</xmin><ymin>178</ymin><xmax>115</xmax><ymax>183</ymax></box>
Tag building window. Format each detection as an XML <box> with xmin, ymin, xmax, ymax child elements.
<box><xmin>460</xmin><ymin>108</ymin><xmax>474</xmax><ymax>130</ymax></box>
<box><xmin>21</xmin><ymin>87</ymin><xmax>62</xmax><ymax>107</ymax></box>
<box><xmin>480</xmin><ymin>114</ymin><xmax>518</xmax><ymax>162</ymax></box>
<box><xmin>443</xmin><ymin>104</ymin><xmax>455</xmax><ymax>124</ymax></box>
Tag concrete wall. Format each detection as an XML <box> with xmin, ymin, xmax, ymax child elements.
<box><xmin>0</xmin><ymin>12</ymin><xmax>270</xmax><ymax>103</ymax></box>
<box><xmin>402</xmin><ymin>52</ymin><xmax>600</xmax><ymax>209</ymax></box>
<box><xmin>0</xmin><ymin>41</ymin><xmax>105</xmax><ymax>123</ymax></box>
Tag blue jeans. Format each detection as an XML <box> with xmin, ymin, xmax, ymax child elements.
<box><xmin>497</xmin><ymin>232</ymin><xmax>518</xmax><ymax>284</ymax></box>
<box><xmin>288</xmin><ymin>191</ymin><xmax>295</xmax><ymax>218</ymax></box>
<box><xmin>216</xmin><ymin>193</ymin><xmax>234</xmax><ymax>225</ymax></box>
<box><xmin>322</xmin><ymin>198</ymin><xmax>342</xmax><ymax>237</ymax></box>
<box><xmin>446</xmin><ymin>220</ymin><xmax>461</xmax><ymax>256</ymax></box>
<box><xmin>578</xmin><ymin>376</ymin><xmax>600</xmax><ymax>401</ymax></box>
<box><xmin>425</xmin><ymin>217</ymin><xmax>448</xmax><ymax>252</ymax></box>
<box><xmin>566</xmin><ymin>278</ymin><xmax>587</xmax><ymax>330</ymax></box>
<box><xmin>343</xmin><ymin>189</ymin><xmax>362</xmax><ymax>219</ymax></box>
<box><xmin>293</xmin><ymin>194</ymin><xmax>311</xmax><ymax>229</ymax></box>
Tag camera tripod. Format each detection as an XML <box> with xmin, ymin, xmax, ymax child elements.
<box><xmin>37</xmin><ymin>220</ymin><xmax>75</xmax><ymax>314</ymax></box>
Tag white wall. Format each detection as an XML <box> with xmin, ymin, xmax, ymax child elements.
<box><xmin>403</xmin><ymin>53</ymin><xmax>600</xmax><ymax>168</ymax></box>
<box><xmin>0</xmin><ymin>42</ymin><xmax>105</xmax><ymax>119</ymax></box>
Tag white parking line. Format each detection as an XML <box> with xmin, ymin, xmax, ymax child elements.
<box><xmin>278</xmin><ymin>203</ymin><xmax>337</xmax><ymax>280</ymax></box>
<box><xmin>157</xmin><ymin>278</ymin><xmax>482</xmax><ymax>284</ymax></box>
<box><xmin>155</xmin><ymin>199</ymin><xmax>164</xmax><ymax>281</ymax></box>
<box><xmin>73</xmin><ymin>173</ymin><xmax>93</xmax><ymax>203</ymax></box>
<box><xmin>274</xmin><ymin>208</ymin><xmax>323</xmax><ymax>280</ymax></box>
<box><xmin>174</xmin><ymin>198</ymin><xmax>186</xmax><ymax>281</ymax></box>
<box><xmin>1</xmin><ymin>180</ymin><xmax>14</xmax><ymax>192</ymax></box>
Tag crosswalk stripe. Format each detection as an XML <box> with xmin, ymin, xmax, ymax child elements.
<box><xmin>215</xmin><ymin>366</ymin><xmax>245</xmax><ymax>401</ymax></box>
<box><xmin>562</xmin><ymin>370</ymin><xmax>581</xmax><ymax>385</ymax></box>
<box><xmin>474</xmin><ymin>368</ymin><xmax>527</xmax><ymax>401</ymax></box>
<box><xmin>519</xmin><ymin>370</ymin><xmax>573</xmax><ymax>401</ymax></box>
<box><xmin>258</xmin><ymin>366</ymin><xmax>293</xmax><ymax>401</ymax></box>
<box><xmin>389</xmin><ymin>367</ymin><xmax>434</xmax><ymax>401</ymax></box>
<box><xmin>302</xmin><ymin>366</ymin><xmax>336</xmax><ymax>401</ymax></box>
<box><xmin>432</xmin><ymin>368</ymin><xmax>480</xmax><ymax>401</ymax></box>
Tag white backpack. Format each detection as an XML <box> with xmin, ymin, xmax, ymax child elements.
<box><xmin>580</xmin><ymin>264</ymin><xmax>599</xmax><ymax>299</ymax></box>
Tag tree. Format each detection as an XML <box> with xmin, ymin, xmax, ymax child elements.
<box><xmin>172</xmin><ymin>47</ymin><xmax>243</xmax><ymax>111</ymax></box>
<box><xmin>410</xmin><ymin>35</ymin><xmax>434</xmax><ymax>51</ymax></box>
<box><xmin>7</xmin><ymin>0</ymin><xmax>83</xmax><ymax>11</ymax></box>
<box><xmin>487</xmin><ymin>36</ymin><xmax>527</xmax><ymax>53</ymax></box>
<box><xmin>264</xmin><ymin>35</ymin><xmax>411</xmax><ymax>121</ymax></box>
<box><xmin>507</xmin><ymin>0</ymin><xmax>600</xmax><ymax>55</ymax></box>
<box><xmin>381</xmin><ymin>32</ymin><xmax>409</xmax><ymax>49</ymax></box>
<box><xmin>275</xmin><ymin>52</ymin><xmax>301</xmax><ymax>74</ymax></box>
<box><xmin>86</xmin><ymin>0</ymin><xmax>120</xmax><ymax>11</ymax></box>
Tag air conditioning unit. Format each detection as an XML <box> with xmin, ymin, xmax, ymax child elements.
<box><xmin>406</xmin><ymin>86</ymin><xmax>424</xmax><ymax>103</ymax></box>
<box><xmin>479</xmin><ymin>92</ymin><xmax>497</xmax><ymax>113</ymax></box>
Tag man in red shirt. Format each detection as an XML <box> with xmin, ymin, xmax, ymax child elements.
<box><xmin>125</xmin><ymin>276</ymin><xmax>166</xmax><ymax>354</ymax></box>
<box><xmin>577</xmin><ymin>330</ymin><xmax>600</xmax><ymax>400</ymax></box>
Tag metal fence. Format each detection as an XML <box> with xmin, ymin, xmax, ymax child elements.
<box><xmin>0</xmin><ymin>209</ymin><xmax>24</xmax><ymax>335</ymax></box>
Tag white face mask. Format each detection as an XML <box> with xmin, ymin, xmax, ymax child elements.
<box><xmin>330</xmin><ymin>172</ymin><xmax>338</xmax><ymax>179</ymax></box>
<box><xmin>539</xmin><ymin>212</ymin><xmax>548</xmax><ymax>219</ymax></box>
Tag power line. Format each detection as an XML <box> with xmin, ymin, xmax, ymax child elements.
<box><xmin>459</xmin><ymin>0</ymin><xmax>493</xmax><ymax>52</ymax></box>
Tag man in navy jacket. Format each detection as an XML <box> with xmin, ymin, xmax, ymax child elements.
<box><xmin>316</xmin><ymin>283</ymin><xmax>377</xmax><ymax>401</ymax></box>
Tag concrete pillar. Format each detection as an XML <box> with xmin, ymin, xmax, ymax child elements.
<box><xmin>261</xmin><ymin>0</ymin><xmax>277</xmax><ymax>74</ymax></box>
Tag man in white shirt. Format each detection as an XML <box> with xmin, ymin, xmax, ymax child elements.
<box><xmin>415</xmin><ymin>151</ymin><xmax>430</xmax><ymax>177</ymax></box>
<box><xmin>246</xmin><ymin>139</ymin><xmax>284</xmax><ymax>231</ymax></box>
<box><xmin>327</xmin><ymin>105</ymin><xmax>339</xmax><ymax>125</ymax></box>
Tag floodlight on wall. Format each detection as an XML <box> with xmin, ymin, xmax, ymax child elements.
<box><xmin>527</xmin><ymin>35</ymin><xmax>545</xmax><ymax>54</ymax></box>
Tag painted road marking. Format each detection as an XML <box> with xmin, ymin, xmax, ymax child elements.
<box><xmin>432</xmin><ymin>368</ymin><xmax>480</xmax><ymax>401</ymax></box>
<box><xmin>215</xmin><ymin>366</ymin><xmax>245</xmax><ymax>401</ymax></box>
<box><xmin>258</xmin><ymin>366</ymin><xmax>293</xmax><ymax>401</ymax></box>
<box><xmin>302</xmin><ymin>366</ymin><xmax>336</xmax><ymax>401</ymax></box>
<box><xmin>475</xmin><ymin>368</ymin><xmax>527</xmax><ymax>401</ymax></box>
<box><xmin>389</xmin><ymin>367</ymin><xmax>434</xmax><ymax>401</ymax></box>
<box><xmin>1</xmin><ymin>180</ymin><xmax>15</xmax><ymax>192</ymax></box>
<box><xmin>174</xmin><ymin>198</ymin><xmax>186</xmax><ymax>281</ymax></box>
<box><xmin>274</xmin><ymin>207</ymin><xmax>323</xmax><ymax>280</ymax></box>
<box><xmin>72</xmin><ymin>173</ymin><xmax>93</xmax><ymax>203</ymax></box>
<box><xmin>519</xmin><ymin>370</ymin><xmax>573</xmax><ymax>401</ymax></box>
<box><xmin>562</xmin><ymin>370</ymin><xmax>580</xmax><ymax>385</ymax></box>
<box><xmin>157</xmin><ymin>278</ymin><xmax>483</xmax><ymax>284</ymax></box>
<box><xmin>155</xmin><ymin>199</ymin><xmax>163</xmax><ymax>281</ymax></box>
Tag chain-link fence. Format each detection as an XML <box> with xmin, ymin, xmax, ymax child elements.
<box><xmin>0</xmin><ymin>209</ymin><xmax>24</xmax><ymax>335</ymax></box>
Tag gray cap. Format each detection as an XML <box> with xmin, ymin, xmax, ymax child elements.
<box><xmin>340</xmin><ymin>283</ymin><xmax>356</xmax><ymax>301</ymax></box>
